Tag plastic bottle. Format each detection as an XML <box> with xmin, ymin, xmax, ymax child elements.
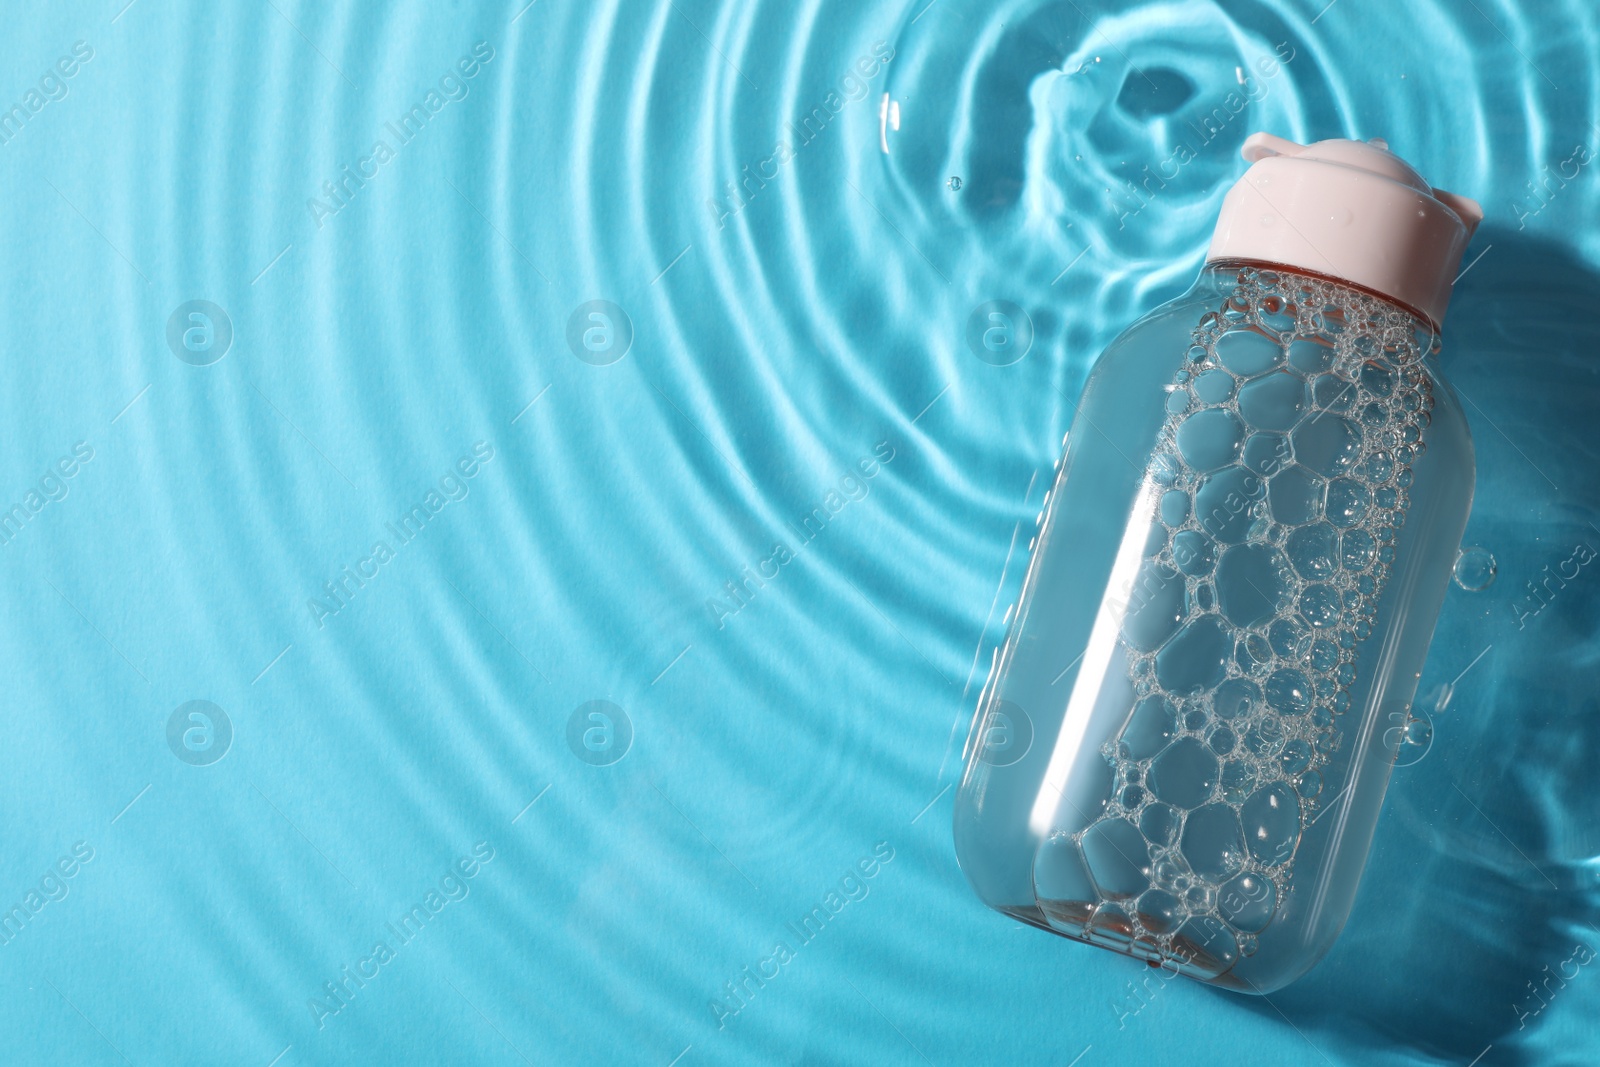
<box><xmin>953</xmin><ymin>133</ymin><xmax>1483</xmax><ymax>993</ymax></box>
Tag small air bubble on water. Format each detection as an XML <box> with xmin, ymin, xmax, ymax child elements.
<box><xmin>1403</xmin><ymin>716</ymin><xmax>1432</xmax><ymax>747</ymax></box>
<box><xmin>946</xmin><ymin>176</ymin><xmax>963</xmax><ymax>192</ymax></box>
<box><xmin>1453</xmin><ymin>546</ymin><xmax>1497</xmax><ymax>591</ymax></box>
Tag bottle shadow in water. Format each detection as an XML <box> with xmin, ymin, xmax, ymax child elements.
<box><xmin>1243</xmin><ymin>228</ymin><xmax>1600</xmax><ymax>1064</ymax></box>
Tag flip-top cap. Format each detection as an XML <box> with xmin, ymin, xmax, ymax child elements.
<box><xmin>1207</xmin><ymin>133</ymin><xmax>1483</xmax><ymax>326</ymax></box>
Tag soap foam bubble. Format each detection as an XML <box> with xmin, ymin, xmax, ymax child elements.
<box><xmin>1040</xmin><ymin>267</ymin><xmax>1434</xmax><ymax>977</ymax></box>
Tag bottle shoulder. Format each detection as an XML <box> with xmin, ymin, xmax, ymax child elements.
<box><xmin>1079</xmin><ymin>291</ymin><xmax>1220</xmax><ymax>395</ymax></box>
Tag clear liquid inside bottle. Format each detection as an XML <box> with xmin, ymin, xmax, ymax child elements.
<box><xmin>955</xmin><ymin>262</ymin><xmax>1473</xmax><ymax>992</ymax></box>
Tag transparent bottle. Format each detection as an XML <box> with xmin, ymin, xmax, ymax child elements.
<box><xmin>954</xmin><ymin>134</ymin><xmax>1483</xmax><ymax>993</ymax></box>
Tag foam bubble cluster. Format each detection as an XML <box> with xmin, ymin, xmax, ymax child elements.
<box><xmin>1037</xmin><ymin>267</ymin><xmax>1437</xmax><ymax>976</ymax></box>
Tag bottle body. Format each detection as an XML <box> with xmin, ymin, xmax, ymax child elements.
<box><xmin>954</xmin><ymin>262</ymin><xmax>1474</xmax><ymax>993</ymax></box>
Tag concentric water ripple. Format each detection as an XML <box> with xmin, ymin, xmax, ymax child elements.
<box><xmin>1</xmin><ymin>0</ymin><xmax>1598</xmax><ymax>1063</ymax></box>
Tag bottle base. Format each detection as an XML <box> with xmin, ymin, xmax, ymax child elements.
<box><xmin>1018</xmin><ymin>895</ymin><xmax>1263</xmax><ymax>992</ymax></box>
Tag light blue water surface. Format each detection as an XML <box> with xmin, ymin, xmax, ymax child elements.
<box><xmin>2</xmin><ymin>1</ymin><xmax>1597</xmax><ymax>1064</ymax></box>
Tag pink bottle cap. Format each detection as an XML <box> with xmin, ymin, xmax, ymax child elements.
<box><xmin>1207</xmin><ymin>133</ymin><xmax>1483</xmax><ymax>327</ymax></box>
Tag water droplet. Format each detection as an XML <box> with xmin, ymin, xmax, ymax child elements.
<box><xmin>1403</xmin><ymin>716</ymin><xmax>1433</xmax><ymax>748</ymax></box>
<box><xmin>946</xmin><ymin>176</ymin><xmax>963</xmax><ymax>192</ymax></box>
<box><xmin>1453</xmin><ymin>546</ymin><xmax>1497</xmax><ymax>591</ymax></box>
